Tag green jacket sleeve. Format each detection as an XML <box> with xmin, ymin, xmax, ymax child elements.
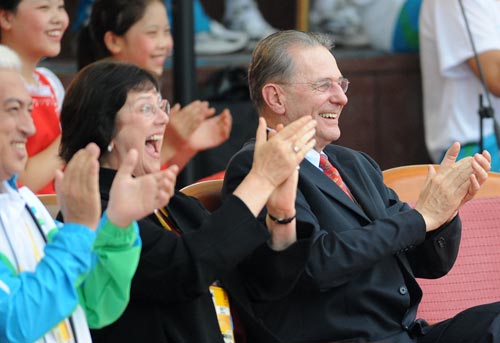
<box><xmin>77</xmin><ymin>211</ymin><xmax>141</xmax><ymax>328</ymax></box>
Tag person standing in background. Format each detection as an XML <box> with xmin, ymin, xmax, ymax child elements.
<box><xmin>420</xmin><ymin>0</ymin><xmax>500</xmax><ymax>171</ymax></box>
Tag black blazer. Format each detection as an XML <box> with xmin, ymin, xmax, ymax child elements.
<box><xmin>89</xmin><ymin>168</ymin><xmax>282</xmax><ymax>343</ymax></box>
<box><xmin>223</xmin><ymin>142</ymin><xmax>462</xmax><ymax>343</ymax></box>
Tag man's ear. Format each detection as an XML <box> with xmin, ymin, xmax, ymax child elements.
<box><xmin>262</xmin><ymin>83</ymin><xmax>286</xmax><ymax>114</ymax></box>
<box><xmin>103</xmin><ymin>31</ymin><xmax>124</xmax><ymax>55</ymax></box>
<box><xmin>0</xmin><ymin>10</ymin><xmax>14</xmax><ymax>31</ymax></box>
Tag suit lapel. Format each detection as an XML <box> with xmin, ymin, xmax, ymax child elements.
<box><xmin>300</xmin><ymin>158</ymin><xmax>367</xmax><ymax>218</ymax></box>
<box><xmin>323</xmin><ymin>149</ymin><xmax>418</xmax><ymax>277</ymax></box>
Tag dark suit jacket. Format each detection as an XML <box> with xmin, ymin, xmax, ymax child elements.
<box><xmin>223</xmin><ymin>142</ymin><xmax>462</xmax><ymax>343</ymax></box>
<box><xmin>88</xmin><ymin>168</ymin><xmax>283</xmax><ymax>343</ymax></box>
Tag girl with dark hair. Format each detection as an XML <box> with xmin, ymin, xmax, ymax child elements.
<box><xmin>78</xmin><ymin>0</ymin><xmax>233</xmax><ymax>176</ymax></box>
<box><xmin>59</xmin><ymin>60</ymin><xmax>317</xmax><ymax>343</ymax></box>
<box><xmin>0</xmin><ymin>0</ymin><xmax>67</xmax><ymax>194</ymax></box>
<box><xmin>75</xmin><ymin>0</ymin><xmax>276</xmax><ymax>55</ymax></box>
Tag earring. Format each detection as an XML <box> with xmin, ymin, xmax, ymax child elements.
<box><xmin>107</xmin><ymin>142</ymin><xmax>114</xmax><ymax>152</ymax></box>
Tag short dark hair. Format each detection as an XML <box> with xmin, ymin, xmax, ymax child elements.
<box><xmin>77</xmin><ymin>0</ymin><xmax>161</xmax><ymax>70</ymax></box>
<box><xmin>59</xmin><ymin>61</ymin><xmax>160</xmax><ymax>162</ymax></box>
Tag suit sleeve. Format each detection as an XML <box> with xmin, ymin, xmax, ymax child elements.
<box><xmin>222</xmin><ymin>144</ymin><xmax>316</xmax><ymax>301</ymax></box>
<box><xmin>127</xmin><ymin>194</ymin><xmax>270</xmax><ymax>305</ymax></box>
<box><xmin>406</xmin><ymin>215</ymin><xmax>462</xmax><ymax>279</ymax></box>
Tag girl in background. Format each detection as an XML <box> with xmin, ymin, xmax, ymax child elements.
<box><xmin>0</xmin><ymin>0</ymin><xmax>68</xmax><ymax>194</ymax></box>
<box><xmin>78</xmin><ymin>0</ymin><xmax>232</xmax><ymax>174</ymax></box>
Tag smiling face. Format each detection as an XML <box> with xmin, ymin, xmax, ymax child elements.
<box><xmin>104</xmin><ymin>88</ymin><xmax>169</xmax><ymax>177</ymax></box>
<box><xmin>110</xmin><ymin>0</ymin><xmax>172</xmax><ymax>76</ymax></box>
<box><xmin>0</xmin><ymin>70</ymin><xmax>36</xmax><ymax>182</ymax></box>
<box><xmin>279</xmin><ymin>45</ymin><xmax>348</xmax><ymax>151</ymax></box>
<box><xmin>0</xmin><ymin>0</ymin><xmax>69</xmax><ymax>61</ymax></box>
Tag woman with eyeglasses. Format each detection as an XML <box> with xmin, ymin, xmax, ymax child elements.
<box><xmin>58</xmin><ymin>60</ymin><xmax>317</xmax><ymax>343</ymax></box>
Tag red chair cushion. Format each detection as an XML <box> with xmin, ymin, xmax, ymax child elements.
<box><xmin>416</xmin><ymin>197</ymin><xmax>500</xmax><ymax>323</ymax></box>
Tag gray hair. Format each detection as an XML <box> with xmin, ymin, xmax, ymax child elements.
<box><xmin>248</xmin><ymin>30</ymin><xmax>334</xmax><ymax>110</ymax></box>
<box><xmin>0</xmin><ymin>45</ymin><xmax>21</xmax><ymax>71</ymax></box>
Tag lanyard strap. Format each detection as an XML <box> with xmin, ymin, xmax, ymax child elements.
<box><xmin>153</xmin><ymin>207</ymin><xmax>182</xmax><ymax>236</ymax></box>
<box><xmin>153</xmin><ymin>207</ymin><xmax>235</xmax><ymax>342</ymax></box>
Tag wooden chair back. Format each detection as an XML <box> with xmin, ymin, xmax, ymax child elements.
<box><xmin>180</xmin><ymin>179</ymin><xmax>223</xmax><ymax>212</ymax></box>
<box><xmin>382</xmin><ymin>164</ymin><xmax>500</xmax><ymax>202</ymax></box>
<box><xmin>37</xmin><ymin>194</ymin><xmax>60</xmax><ymax>219</ymax></box>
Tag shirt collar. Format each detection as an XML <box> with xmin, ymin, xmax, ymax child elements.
<box><xmin>305</xmin><ymin>149</ymin><xmax>326</xmax><ymax>171</ymax></box>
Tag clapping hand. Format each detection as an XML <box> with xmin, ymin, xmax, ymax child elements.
<box><xmin>186</xmin><ymin>108</ymin><xmax>232</xmax><ymax>152</ymax></box>
<box><xmin>415</xmin><ymin>142</ymin><xmax>491</xmax><ymax>231</ymax></box>
<box><xmin>251</xmin><ymin>117</ymin><xmax>316</xmax><ymax>189</ymax></box>
<box><xmin>255</xmin><ymin>117</ymin><xmax>316</xmax><ymax>251</ymax></box>
<box><xmin>55</xmin><ymin>143</ymin><xmax>101</xmax><ymax>230</ymax></box>
<box><xmin>107</xmin><ymin>149</ymin><xmax>179</xmax><ymax>228</ymax></box>
<box><xmin>161</xmin><ymin>101</ymin><xmax>232</xmax><ymax>168</ymax></box>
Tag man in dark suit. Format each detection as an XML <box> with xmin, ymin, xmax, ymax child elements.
<box><xmin>222</xmin><ymin>30</ymin><xmax>500</xmax><ymax>343</ymax></box>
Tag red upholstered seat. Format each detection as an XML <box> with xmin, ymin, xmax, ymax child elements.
<box><xmin>382</xmin><ymin>165</ymin><xmax>500</xmax><ymax>323</ymax></box>
<box><xmin>416</xmin><ymin>197</ymin><xmax>500</xmax><ymax>323</ymax></box>
<box><xmin>197</xmin><ymin>170</ymin><xmax>225</xmax><ymax>182</ymax></box>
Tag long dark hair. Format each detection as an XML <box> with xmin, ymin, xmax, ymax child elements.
<box><xmin>59</xmin><ymin>61</ymin><xmax>160</xmax><ymax>162</ymax></box>
<box><xmin>77</xmin><ymin>0</ymin><xmax>158</xmax><ymax>70</ymax></box>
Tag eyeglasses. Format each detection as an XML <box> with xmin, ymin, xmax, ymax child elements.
<box><xmin>135</xmin><ymin>95</ymin><xmax>170</xmax><ymax>117</ymax></box>
<box><xmin>278</xmin><ymin>77</ymin><xmax>350</xmax><ymax>94</ymax></box>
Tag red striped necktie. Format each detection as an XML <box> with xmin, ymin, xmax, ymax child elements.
<box><xmin>319</xmin><ymin>154</ymin><xmax>353</xmax><ymax>200</ymax></box>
